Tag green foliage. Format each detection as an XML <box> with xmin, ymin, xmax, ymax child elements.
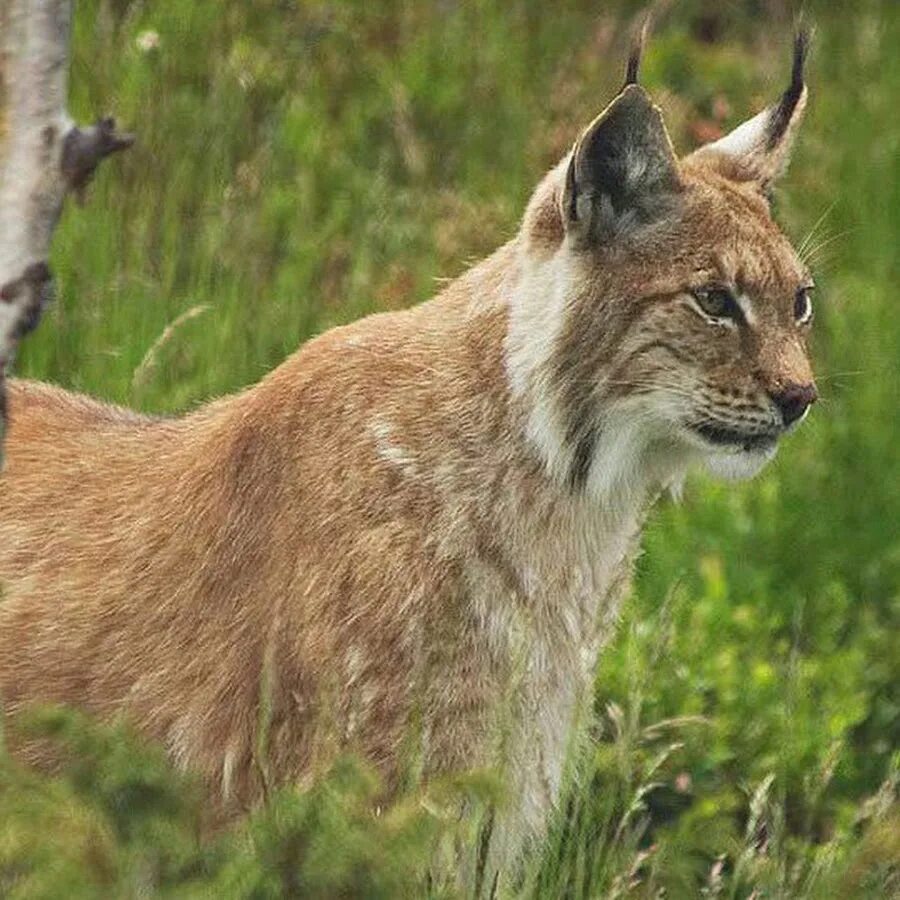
<box><xmin>2</xmin><ymin>708</ymin><xmax>494</xmax><ymax>897</ymax></box>
<box><xmin>1</xmin><ymin>707</ymin><xmax>206</xmax><ymax>897</ymax></box>
<box><xmin>6</xmin><ymin>0</ymin><xmax>898</xmax><ymax>896</ymax></box>
<box><xmin>204</xmin><ymin>757</ymin><xmax>460</xmax><ymax>899</ymax></box>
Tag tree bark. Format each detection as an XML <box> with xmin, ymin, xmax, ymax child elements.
<box><xmin>0</xmin><ymin>0</ymin><xmax>131</xmax><ymax>456</ymax></box>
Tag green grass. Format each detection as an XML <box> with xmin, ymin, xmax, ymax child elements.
<box><xmin>3</xmin><ymin>0</ymin><xmax>898</xmax><ymax>896</ymax></box>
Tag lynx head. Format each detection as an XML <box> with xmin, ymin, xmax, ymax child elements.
<box><xmin>507</xmin><ymin>29</ymin><xmax>816</xmax><ymax>497</ymax></box>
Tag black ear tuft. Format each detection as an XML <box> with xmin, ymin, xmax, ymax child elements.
<box><xmin>767</xmin><ymin>26</ymin><xmax>811</xmax><ymax>150</ymax></box>
<box><xmin>686</xmin><ymin>27</ymin><xmax>811</xmax><ymax>193</ymax></box>
<box><xmin>624</xmin><ymin>14</ymin><xmax>652</xmax><ymax>87</ymax></box>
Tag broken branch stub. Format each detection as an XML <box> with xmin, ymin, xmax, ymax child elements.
<box><xmin>0</xmin><ymin>0</ymin><xmax>132</xmax><ymax>456</ymax></box>
<box><xmin>62</xmin><ymin>116</ymin><xmax>134</xmax><ymax>203</ymax></box>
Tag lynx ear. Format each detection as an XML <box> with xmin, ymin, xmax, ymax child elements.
<box><xmin>561</xmin><ymin>83</ymin><xmax>682</xmax><ymax>244</ymax></box>
<box><xmin>690</xmin><ymin>29</ymin><xmax>810</xmax><ymax>194</ymax></box>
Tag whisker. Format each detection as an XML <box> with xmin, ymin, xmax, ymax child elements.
<box><xmin>800</xmin><ymin>228</ymin><xmax>854</xmax><ymax>265</ymax></box>
<box><xmin>797</xmin><ymin>200</ymin><xmax>838</xmax><ymax>258</ymax></box>
<box><xmin>814</xmin><ymin>370</ymin><xmax>865</xmax><ymax>381</ymax></box>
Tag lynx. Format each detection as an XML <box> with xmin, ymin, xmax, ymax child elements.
<box><xmin>0</xmin><ymin>31</ymin><xmax>815</xmax><ymax>873</ymax></box>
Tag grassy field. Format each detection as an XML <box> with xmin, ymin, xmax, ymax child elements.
<box><xmin>2</xmin><ymin>0</ymin><xmax>898</xmax><ymax>896</ymax></box>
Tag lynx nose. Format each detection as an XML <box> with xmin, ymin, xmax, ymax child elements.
<box><xmin>770</xmin><ymin>382</ymin><xmax>818</xmax><ymax>426</ymax></box>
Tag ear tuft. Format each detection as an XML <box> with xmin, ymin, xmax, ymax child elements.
<box><xmin>767</xmin><ymin>26</ymin><xmax>811</xmax><ymax>150</ymax></box>
<box><xmin>686</xmin><ymin>28</ymin><xmax>812</xmax><ymax>194</ymax></box>
<box><xmin>624</xmin><ymin>13</ymin><xmax>652</xmax><ymax>87</ymax></box>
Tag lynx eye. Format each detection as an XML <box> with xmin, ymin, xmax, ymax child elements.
<box><xmin>691</xmin><ymin>286</ymin><xmax>740</xmax><ymax>323</ymax></box>
<box><xmin>794</xmin><ymin>286</ymin><xmax>814</xmax><ymax>324</ymax></box>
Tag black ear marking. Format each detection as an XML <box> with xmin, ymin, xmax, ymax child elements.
<box><xmin>767</xmin><ymin>26</ymin><xmax>811</xmax><ymax>149</ymax></box>
<box><xmin>564</xmin><ymin>146</ymin><xmax>579</xmax><ymax>223</ymax></box>
<box><xmin>624</xmin><ymin>13</ymin><xmax>652</xmax><ymax>87</ymax></box>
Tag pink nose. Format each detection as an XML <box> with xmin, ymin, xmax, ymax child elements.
<box><xmin>770</xmin><ymin>382</ymin><xmax>818</xmax><ymax>426</ymax></box>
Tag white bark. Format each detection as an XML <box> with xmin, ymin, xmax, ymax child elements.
<box><xmin>0</xmin><ymin>0</ymin><xmax>131</xmax><ymax>449</ymax></box>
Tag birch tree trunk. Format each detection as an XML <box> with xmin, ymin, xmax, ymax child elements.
<box><xmin>0</xmin><ymin>0</ymin><xmax>131</xmax><ymax>456</ymax></box>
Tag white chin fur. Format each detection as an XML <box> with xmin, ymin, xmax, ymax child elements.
<box><xmin>703</xmin><ymin>444</ymin><xmax>777</xmax><ymax>481</ymax></box>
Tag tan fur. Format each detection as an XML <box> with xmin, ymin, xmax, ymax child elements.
<box><xmin>0</xmin><ymin>58</ymin><xmax>815</xmax><ymax>876</ymax></box>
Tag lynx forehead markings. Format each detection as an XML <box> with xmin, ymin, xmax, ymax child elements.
<box><xmin>0</xmin><ymin>29</ymin><xmax>815</xmax><ymax>880</ymax></box>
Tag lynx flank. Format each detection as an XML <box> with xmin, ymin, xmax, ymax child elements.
<box><xmin>0</xmin><ymin>32</ymin><xmax>815</xmax><ymax>871</ymax></box>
